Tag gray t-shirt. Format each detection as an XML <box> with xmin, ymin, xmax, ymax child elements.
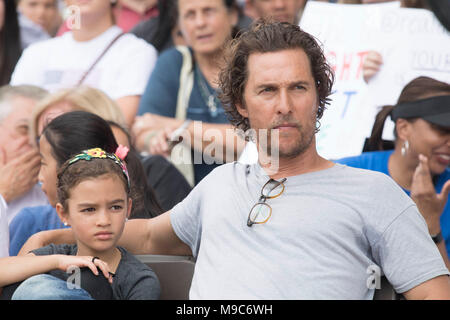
<box><xmin>32</xmin><ymin>244</ymin><xmax>160</xmax><ymax>300</ymax></box>
<box><xmin>170</xmin><ymin>162</ymin><xmax>449</xmax><ymax>299</ymax></box>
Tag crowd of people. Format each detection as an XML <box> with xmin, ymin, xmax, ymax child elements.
<box><xmin>0</xmin><ymin>0</ymin><xmax>449</xmax><ymax>300</ymax></box>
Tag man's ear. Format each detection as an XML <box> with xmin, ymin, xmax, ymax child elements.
<box><xmin>236</xmin><ymin>102</ymin><xmax>249</xmax><ymax>118</ymax></box>
<box><xmin>56</xmin><ymin>203</ymin><xmax>69</xmax><ymax>226</ymax></box>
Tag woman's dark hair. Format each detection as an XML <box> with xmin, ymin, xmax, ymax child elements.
<box><xmin>218</xmin><ymin>19</ymin><xmax>334</xmax><ymax>133</ymax></box>
<box><xmin>41</xmin><ymin>111</ymin><xmax>162</xmax><ymax>218</ymax></box>
<box><xmin>151</xmin><ymin>0</ymin><xmax>178</xmax><ymax>52</ymax></box>
<box><xmin>0</xmin><ymin>0</ymin><xmax>22</xmax><ymax>86</ymax></box>
<box><xmin>367</xmin><ymin>76</ymin><xmax>450</xmax><ymax>151</ymax></box>
<box><xmin>107</xmin><ymin>121</ymin><xmax>163</xmax><ymax>218</ymax></box>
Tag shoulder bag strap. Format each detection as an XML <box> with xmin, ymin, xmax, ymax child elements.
<box><xmin>77</xmin><ymin>32</ymin><xmax>125</xmax><ymax>86</ymax></box>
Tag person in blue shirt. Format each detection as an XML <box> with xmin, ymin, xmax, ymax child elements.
<box><xmin>133</xmin><ymin>0</ymin><xmax>247</xmax><ymax>185</ymax></box>
<box><xmin>336</xmin><ymin>76</ymin><xmax>450</xmax><ymax>264</ymax></box>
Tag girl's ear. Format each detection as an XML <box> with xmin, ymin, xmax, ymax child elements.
<box><xmin>126</xmin><ymin>198</ymin><xmax>132</xmax><ymax>220</ymax></box>
<box><xmin>56</xmin><ymin>203</ymin><xmax>70</xmax><ymax>227</ymax></box>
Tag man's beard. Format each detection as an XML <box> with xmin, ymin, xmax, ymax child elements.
<box><xmin>252</xmin><ymin>115</ymin><xmax>316</xmax><ymax>159</ymax></box>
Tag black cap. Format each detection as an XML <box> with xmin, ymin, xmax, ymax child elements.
<box><xmin>390</xmin><ymin>95</ymin><xmax>450</xmax><ymax>128</ymax></box>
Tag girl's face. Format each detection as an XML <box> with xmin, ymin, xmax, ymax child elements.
<box><xmin>178</xmin><ymin>0</ymin><xmax>238</xmax><ymax>56</ymax></box>
<box><xmin>38</xmin><ymin>134</ymin><xmax>59</xmax><ymax>207</ymax></box>
<box><xmin>58</xmin><ymin>174</ymin><xmax>131</xmax><ymax>254</ymax></box>
<box><xmin>403</xmin><ymin>119</ymin><xmax>450</xmax><ymax>175</ymax></box>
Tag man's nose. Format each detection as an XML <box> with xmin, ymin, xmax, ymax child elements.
<box><xmin>276</xmin><ymin>89</ymin><xmax>293</xmax><ymax>114</ymax></box>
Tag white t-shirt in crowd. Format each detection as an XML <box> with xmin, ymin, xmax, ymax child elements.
<box><xmin>11</xmin><ymin>26</ymin><xmax>157</xmax><ymax>100</ymax></box>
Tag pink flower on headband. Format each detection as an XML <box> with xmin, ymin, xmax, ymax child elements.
<box><xmin>115</xmin><ymin>145</ymin><xmax>129</xmax><ymax>160</ymax></box>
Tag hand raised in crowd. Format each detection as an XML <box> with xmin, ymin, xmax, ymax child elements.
<box><xmin>411</xmin><ymin>154</ymin><xmax>450</xmax><ymax>235</ymax></box>
<box><xmin>0</xmin><ymin>139</ymin><xmax>41</xmax><ymax>203</ymax></box>
<box><xmin>362</xmin><ymin>50</ymin><xmax>383</xmax><ymax>84</ymax></box>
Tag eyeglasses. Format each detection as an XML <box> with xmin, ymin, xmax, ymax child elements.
<box><xmin>247</xmin><ymin>178</ymin><xmax>287</xmax><ymax>227</ymax></box>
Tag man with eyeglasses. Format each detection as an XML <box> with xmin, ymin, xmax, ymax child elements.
<box><xmin>22</xmin><ymin>20</ymin><xmax>450</xmax><ymax>299</ymax></box>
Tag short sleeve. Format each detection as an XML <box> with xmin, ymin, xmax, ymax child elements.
<box><xmin>9</xmin><ymin>208</ymin><xmax>36</xmax><ymax>256</ymax></box>
<box><xmin>372</xmin><ymin>204</ymin><xmax>449</xmax><ymax>293</ymax></box>
<box><xmin>170</xmin><ymin>181</ymin><xmax>205</xmax><ymax>257</ymax></box>
<box><xmin>137</xmin><ymin>48</ymin><xmax>183</xmax><ymax>117</ymax></box>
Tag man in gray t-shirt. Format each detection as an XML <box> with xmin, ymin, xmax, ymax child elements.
<box><xmin>25</xmin><ymin>21</ymin><xmax>450</xmax><ymax>299</ymax></box>
<box><xmin>171</xmin><ymin>162</ymin><xmax>448</xmax><ymax>299</ymax></box>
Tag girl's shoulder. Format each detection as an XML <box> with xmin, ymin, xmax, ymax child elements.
<box><xmin>112</xmin><ymin>247</ymin><xmax>161</xmax><ymax>300</ymax></box>
<box><xmin>31</xmin><ymin>243</ymin><xmax>77</xmax><ymax>256</ymax></box>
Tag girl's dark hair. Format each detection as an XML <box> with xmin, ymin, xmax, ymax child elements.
<box><xmin>41</xmin><ymin>111</ymin><xmax>162</xmax><ymax>218</ymax></box>
<box><xmin>42</xmin><ymin>111</ymin><xmax>117</xmax><ymax>166</ymax></box>
<box><xmin>367</xmin><ymin>76</ymin><xmax>450</xmax><ymax>151</ymax></box>
<box><xmin>107</xmin><ymin>121</ymin><xmax>163</xmax><ymax>218</ymax></box>
<box><xmin>0</xmin><ymin>0</ymin><xmax>22</xmax><ymax>86</ymax></box>
<box><xmin>57</xmin><ymin>156</ymin><xmax>130</xmax><ymax>211</ymax></box>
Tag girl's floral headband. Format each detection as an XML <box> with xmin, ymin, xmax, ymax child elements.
<box><xmin>67</xmin><ymin>146</ymin><xmax>130</xmax><ymax>189</ymax></box>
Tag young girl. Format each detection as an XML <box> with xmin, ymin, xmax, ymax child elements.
<box><xmin>0</xmin><ymin>147</ymin><xmax>160</xmax><ymax>300</ymax></box>
<box><xmin>9</xmin><ymin>111</ymin><xmax>162</xmax><ymax>256</ymax></box>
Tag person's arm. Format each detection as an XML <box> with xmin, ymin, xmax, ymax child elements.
<box><xmin>133</xmin><ymin>115</ymin><xmax>246</xmax><ymax>162</ymax></box>
<box><xmin>403</xmin><ymin>275</ymin><xmax>450</xmax><ymax>300</ymax></box>
<box><xmin>20</xmin><ymin>212</ymin><xmax>191</xmax><ymax>257</ymax></box>
<box><xmin>18</xmin><ymin>229</ymin><xmax>76</xmax><ymax>256</ymax></box>
<box><xmin>118</xmin><ymin>211</ymin><xmax>191</xmax><ymax>256</ymax></box>
<box><xmin>0</xmin><ymin>253</ymin><xmax>112</xmax><ymax>288</ymax></box>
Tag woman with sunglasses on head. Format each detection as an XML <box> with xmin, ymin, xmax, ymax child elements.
<box><xmin>336</xmin><ymin>76</ymin><xmax>450</xmax><ymax>267</ymax></box>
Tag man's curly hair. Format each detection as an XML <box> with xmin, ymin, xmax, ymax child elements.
<box><xmin>218</xmin><ymin>19</ymin><xmax>335</xmax><ymax>133</ymax></box>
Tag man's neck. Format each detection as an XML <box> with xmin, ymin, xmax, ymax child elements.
<box><xmin>258</xmin><ymin>140</ymin><xmax>334</xmax><ymax>180</ymax></box>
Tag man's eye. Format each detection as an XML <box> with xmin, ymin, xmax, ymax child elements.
<box><xmin>111</xmin><ymin>205</ymin><xmax>123</xmax><ymax>211</ymax></box>
<box><xmin>81</xmin><ymin>208</ymin><xmax>95</xmax><ymax>213</ymax></box>
<box><xmin>261</xmin><ymin>87</ymin><xmax>274</xmax><ymax>93</ymax></box>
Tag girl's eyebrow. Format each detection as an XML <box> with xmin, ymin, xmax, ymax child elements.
<box><xmin>77</xmin><ymin>199</ymin><xmax>125</xmax><ymax>207</ymax></box>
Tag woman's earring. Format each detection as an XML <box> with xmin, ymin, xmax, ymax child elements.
<box><xmin>401</xmin><ymin>140</ymin><xmax>409</xmax><ymax>157</ymax></box>
<box><xmin>63</xmin><ymin>222</ymin><xmax>68</xmax><ymax>226</ymax></box>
